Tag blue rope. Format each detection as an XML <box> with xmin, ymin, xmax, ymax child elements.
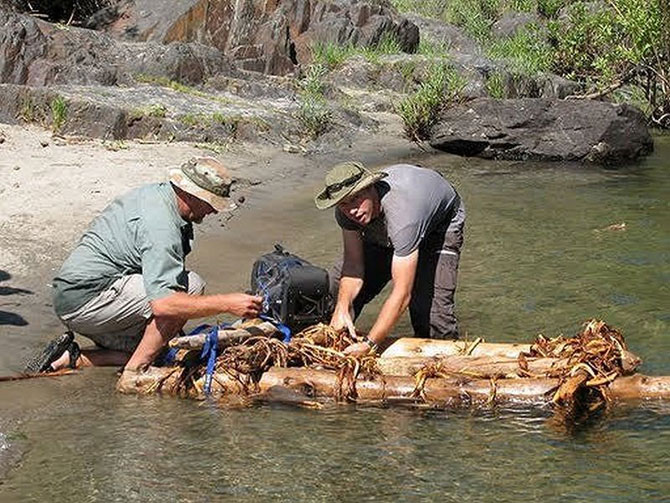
<box><xmin>200</xmin><ymin>326</ymin><xmax>219</xmax><ymax>395</ymax></box>
<box><xmin>160</xmin><ymin>323</ymin><xmax>219</xmax><ymax>367</ymax></box>
<box><xmin>259</xmin><ymin>314</ymin><xmax>292</xmax><ymax>343</ymax></box>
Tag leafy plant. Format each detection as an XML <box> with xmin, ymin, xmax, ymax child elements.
<box><xmin>487</xmin><ymin>25</ymin><xmax>553</xmax><ymax>74</ymax></box>
<box><xmin>312</xmin><ymin>43</ymin><xmax>354</xmax><ymax>69</ymax></box>
<box><xmin>50</xmin><ymin>95</ymin><xmax>67</xmax><ymax>132</ymax></box>
<box><xmin>486</xmin><ymin>71</ymin><xmax>506</xmax><ymax>98</ymax></box>
<box><xmin>18</xmin><ymin>96</ymin><xmax>35</xmax><ymax>122</ymax></box>
<box><xmin>300</xmin><ymin>64</ymin><xmax>329</xmax><ymax>96</ymax></box>
<box><xmin>296</xmin><ymin>95</ymin><xmax>333</xmax><ymax>139</ymax></box>
<box><xmin>395</xmin><ymin>63</ymin><xmax>466</xmax><ymax>141</ymax></box>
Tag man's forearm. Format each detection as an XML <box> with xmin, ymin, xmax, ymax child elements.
<box><xmin>335</xmin><ymin>276</ymin><xmax>363</xmax><ymax>312</ymax></box>
<box><xmin>150</xmin><ymin>292</ymin><xmax>232</xmax><ymax>319</ymax></box>
<box><xmin>368</xmin><ymin>288</ymin><xmax>411</xmax><ymax>343</ymax></box>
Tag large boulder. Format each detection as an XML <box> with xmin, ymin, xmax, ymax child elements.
<box><xmin>0</xmin><ymin>11</ymin><xmax>233</xmax><ymax>86</ymax></box>
<box><xmin>95</xmin><ymin>0</ymin><xmax>419</xmax><ymax>75</ymax></box>
<box><xmin>429</xmin><ymin>98</ymin><xmax>653</xmax><ymax>164</ymax></box>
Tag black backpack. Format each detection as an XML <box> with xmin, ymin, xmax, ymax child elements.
<box><xmin>250</xmin><ymin>244</ymin><xmax>332</xmax><ymax>332</ymax></box>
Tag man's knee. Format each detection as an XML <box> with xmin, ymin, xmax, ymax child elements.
<box><xmin>186</xmin><ymin>271</ymin><xmax>206</xmax><ymax>295</ymax></box>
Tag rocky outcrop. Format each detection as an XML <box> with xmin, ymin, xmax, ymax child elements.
<box><xmin>0</xmin><ymin>11</ymin><xmax>233</xmax><ymax>86</ymax></box>
<box><xmin>95</xmin><ymin>0</ymin><xmax>419</xmax><ymax>75</ymax></box>
<box><xmin>429</xmin><ymin>98</ymin><xmax>653</xmax><ymax>164</ymax></box>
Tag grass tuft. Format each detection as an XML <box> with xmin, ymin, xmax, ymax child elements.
<box><xmin>50</xmin><ymin>96</ymin><xmax>67</xmax><ymax>132</ymax></box>
<box><xmin>395</xmin><ymin>63</ymin><xmax>465</xmax><ymax>142</ymax></box>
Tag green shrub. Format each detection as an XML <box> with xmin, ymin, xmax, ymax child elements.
<box><xmin>360</xmin><ymin>33</ymin><xmax>404</xmax><ymax>63</ymax></box>
<box><xmin>18</xmin><ymin>96</ymin><xmax>35</xmax><ymax>122</ymax></box>
<box><xmin>296</xmin><ymin>95</ymin><xmax>332</xmax><ymax>139</ymax></box>
<box><xmin>417</xmin><ymin>39</ymin><xmax>452</xmax><ymax>58</ymax></box>
<box><xmin>395</xmin><ymin>63</ymin><xmax>465</xmax><ymax>141</ymax></box>
<box><xmin>312</xmin><ymin>43</ymin><xmax>354</xmax><ymax>69</ymax></box>
<box><xmin>391</xmin><ymin>0</ymin><xmax>669</xmax><ymax>121</ymax></box>
<box><xmin>300</xmin><ymin>64</ymin><xmax>328</xmax><ymax>96</ymax></box>
<box><xmin>486</xmin><ymin>71</ymin><xmax>506</xmax><ymax>98</ymax></box>
<box><xmin>537</xmin><ymin>0</ymin><xmax>565</xmax><ymax>18</ymax></box>
<box><xmin>445</xmin><ymin>0</ymin><xmax>500</xmax><ymax>42</ymax></box>
<box><xmin>312</xmin><ymin>34</ymin><xmax>405</xmax><ymax>68</ymax></box>
<box><xmin>50</xmin><ymin>96</ymin><xmax>67</xmax><ymax>132</ymax></box>
<box><xmin>487</xmin><ymin>26</ymin><xmax>553</xmax><ymax>75</ymax></box>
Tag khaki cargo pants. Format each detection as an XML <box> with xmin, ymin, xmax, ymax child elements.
<box><xmin>58</xmin><ymin>271</ymin><xmax>205</xmax><ymax>353</ymax></box>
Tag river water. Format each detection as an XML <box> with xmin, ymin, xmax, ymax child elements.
<box><xmin>1</xmin><ymin>138</ymin><xmax>669</xmax><ymax>501</ymax></box>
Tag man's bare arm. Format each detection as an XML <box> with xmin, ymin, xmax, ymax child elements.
<box><xmin>150</xmin><ymin>292</ymin><xmax>262</xmax><ymax>320</ymax></box>
<box><xmin>331</xmin><ymin>230</ymin><xmax>365</xmax><ymax>334</ymax></box>
<box><xmin>366</xmin><ymin>250</ymin><xmax>418</xmax><ymax>344</ymax></box>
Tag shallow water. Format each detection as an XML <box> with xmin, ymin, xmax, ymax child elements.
<box><xmin>1</xmin><ymin>138</ymin><xmax>669</xmax><ymax>501</ymax></box>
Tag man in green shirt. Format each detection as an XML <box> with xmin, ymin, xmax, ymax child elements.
<box><xmin>30</xmin><ymin>157</ymin><xmax>262</xmax><ymax>378</ymax></box>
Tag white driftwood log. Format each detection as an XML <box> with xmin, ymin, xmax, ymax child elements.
<box><xmin>168</xmin><ymin>321</ymin><xmax>279</xmax><ymax>350</ymax></box>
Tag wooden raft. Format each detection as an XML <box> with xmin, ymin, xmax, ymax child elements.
<box><xmin>116</xmin><ymin>320</ymin><xmax>670</xmax><ymax>414</ymax></box>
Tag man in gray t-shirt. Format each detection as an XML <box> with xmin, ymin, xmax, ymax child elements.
<box><xmin>315</xmin><ymin>161</ymin><xmax>465</xmax><ymax>356</ymax></box>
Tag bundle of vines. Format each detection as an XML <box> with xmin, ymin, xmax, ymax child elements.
<box><xmin>117</xmin><ymin>319</ymin><xmax>670</xmax><ymax>419</ymax></box>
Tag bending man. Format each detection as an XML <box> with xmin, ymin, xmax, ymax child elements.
<box><xmin>30</xmin><ymin>157</ymin><xmax>262</xmax><ymax>379</ymax></box>
<box><xmin>315</xmin><ymin>162</ymin><xmax>465</xmax><ymax>356</ymax></box>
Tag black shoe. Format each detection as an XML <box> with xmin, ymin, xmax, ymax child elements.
<box><xmin>24</xmin><ymin>332</ymin><xmax>75</xmax><ymax>374</ymax></box>
<box><xmin>67</xmin><ymin>340</ymin><xmax>81</xmax><ymax>368</ymax></box>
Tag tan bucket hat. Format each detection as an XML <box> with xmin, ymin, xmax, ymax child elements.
<box><xmin>314</xmin><ymin>161</ymin><xmax>387</xmax><ymax>210</ymax></box>
<box><xmin>168</xmin><ymin>157</ymin><xmax>233</xmax><ymax>212</ymax></box>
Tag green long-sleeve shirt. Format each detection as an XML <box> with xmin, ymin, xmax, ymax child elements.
<box><xmin>53</xmin><ymin>183</ymin><xmax>193</xmax><ymax>316</ymax></box>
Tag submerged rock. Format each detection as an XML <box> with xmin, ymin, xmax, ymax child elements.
<box><xmin>429</xmin><ymin>98</ymin><xmax>653</xmax><ymax>164</ymax></box>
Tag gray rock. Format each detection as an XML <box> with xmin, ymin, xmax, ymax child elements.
<box><xmin>491</xmin><ymin>12</ymin><xmax>543</xmax><ymax>39</ymax></box>
<box><xmin>0</xmin><ymin>11</ymin><xmax>233</xmax><ymax>86</ymax></box>
<box><xmin>429</xmin><ymin>98</ymin><xmax>653</xmax><ymax>164</ymax></box>
<box><xmin>403</xmin><ymin>13</ymin><xmax>481</xmax><ymax>58</ymax></box>
<box><xmin>497</xmin><ymin>72</ymin><xmax>581</xmax><ymax>99</ymax></box>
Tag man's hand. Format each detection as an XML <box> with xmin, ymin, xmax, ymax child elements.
<box><xmin>330</xmin><ymin>307</ymin><xmax>356</xmax><ymax>338</ymax></box>
<box><xmin>222</xmin><ymin>293</ymin><xmax>263</xmax><ymax>318</ymax></box>
<box><xmin>343</xmin><ymin>341</ymin><xmax>373</xmax><ymax>357</ymax></box>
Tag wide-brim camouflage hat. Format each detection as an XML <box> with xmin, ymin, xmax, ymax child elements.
<box><xmin>168</xmin><ymin>157</ymin><xmax>233</xmax><ymax>212</ymax></box>
<box><xmin>314</xmin><ymin>161</ymin><xmax>387</xmax><ymax>210</ymax></box>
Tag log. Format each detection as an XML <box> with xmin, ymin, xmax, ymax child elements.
<box><xmin>381</xmin><ymin>338</ymin><xmax>532</xmax><ymax>359</ymax></box>
<box><xmin>118</xmin><ymin>367</ymin><xmax>670</xmax><ymax>406</ymax></box>
<box><xmin>254</xmin><ymin>367</ymin><xmax>557</xmax><ymax>406</ymax></box>
<box><xmin>376</xmin><ymin>355</ymin><xmax>572</xmax><ymax>378</ymax></box>
<box><xmin>608</xmin><ymin>375</ymin><xmax>670</xmax><ymax>400</ymax></box>
<box><xmin>376</xmin><ymin>352</ymin><xmax>641</xmax><ymax>379</ymax></box>
<box><xmin>255</xmin><ymin>368</ymin><xmax>670</xmax><ymax>404</ymax></box>
<box><xmin>168</xmin><ymin>321</ymin><xmax>278</xmax><ymax>350</ymax></box>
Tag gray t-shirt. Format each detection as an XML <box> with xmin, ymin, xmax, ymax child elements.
<box><xmin>336</xmin><ymin>164</ymin><xmax>463</xmax><ymax>256</ymax></box>
<box><xmin>52</xmin><ymin>183</ymin><xmax>193</xmax><ymax>316</ymax></box>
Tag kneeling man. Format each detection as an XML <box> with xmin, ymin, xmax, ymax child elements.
<box><xmin>33</xmin><ymin>157</ymin><xmax>262</xmax><ymax>376</ymax></box>
<box><xmin>315</xmin><ymin>162</ymin><xmax>465</xmax><ymax>356</ymax></box>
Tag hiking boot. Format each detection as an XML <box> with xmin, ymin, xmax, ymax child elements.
<box><xmin>24</xmin><ymin>332</ymin><xmax>74</xmax><ymax>374</ymax></box>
